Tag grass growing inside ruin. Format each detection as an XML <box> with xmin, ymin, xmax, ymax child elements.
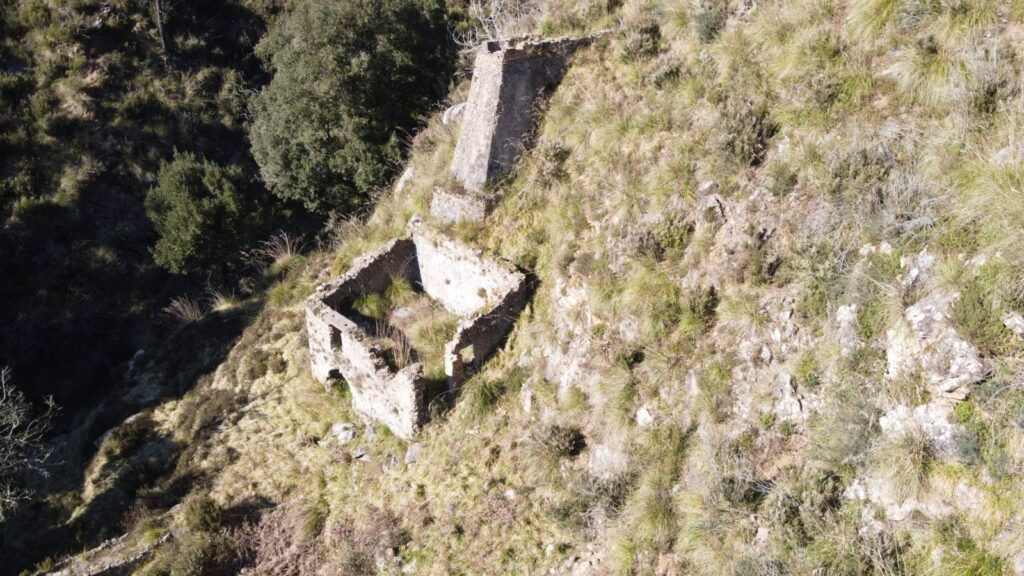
<box><xmin>353</xmin><ymin>278</ymin><xmax>459</xmax><ymax>379</ymax></box>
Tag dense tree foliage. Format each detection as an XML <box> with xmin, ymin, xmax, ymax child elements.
<box><xmin>146</xmin><ymin>153</ymin><xmax>265</xmax><ymax>274</ymax></box>
<box><xmin>0</xmin><ymin>0</ymin><xmax>279</xmax><ymax>407</ymax></box>
<box><xmin>250</xmin><ymin>0</ymin><xmax>457</xmax><ymax>213</ymax></box>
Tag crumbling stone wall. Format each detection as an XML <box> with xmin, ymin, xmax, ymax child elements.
<box><xmin>306</xmin><ymin>218</ymin><xmax>528</xmax><ymax>438</ymax></box>
<box><xmin>429</xmin><ymin>186</ymin><xmax>498</xmax><ymax>225</ymax></box>
<box><xmin>435</xmin><ymin>36</ymin><xmax>591</xmax><ymax>222</ymax></box>
<box><xmin>443</xmin><ymin>285</ymin><xmax>529</xmax><ymax>384</ymax></box>
<box><xmin>407</xmin><ymin>217</ymin><xmax>529</xmax><ymax>384</ymax></box>
<box><xmin>408</xmin><ymin>217</ymin><xmax>524</xmax><ymax>316</ymax></box>
<box><xmin>305</xmin><ymin>239</ymin><xmax>428</xmax><ymax>438</ymax></box>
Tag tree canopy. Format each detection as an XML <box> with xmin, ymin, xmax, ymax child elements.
<box><xmin>145</xmin><ymin>153</ymin><xmax>264</xmax><ymax>274</ymax></box>
<box><xmin>249</xmin><ymin>0</ymin><xmax>456</xmax><ymax>214</ymax></box>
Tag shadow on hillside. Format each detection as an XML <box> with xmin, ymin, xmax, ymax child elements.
<box><xmin>0</xmin><ymin>304</ymin><xmax>260</xmax><ymax>576</ymax></box>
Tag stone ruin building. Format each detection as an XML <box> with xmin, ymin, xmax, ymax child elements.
<box><xmin>305</xmin><ymin>217</ymin><xmax>528</xmax><ymax>439</ymax></box>
<box><xmin>307</xmin><ymin>35</ymin><xmax>598</xmax><ymax>437</ymax></box>
<box><xmin>432</xmin><ymin>35</ymin><xmax>592</xmax><ymax>223</ymax></box>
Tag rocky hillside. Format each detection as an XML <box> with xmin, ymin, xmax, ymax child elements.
<box><xmin>18</xmin><ymin>0</ymin><xmax>1024</xmax><ymax>574</ymax></box>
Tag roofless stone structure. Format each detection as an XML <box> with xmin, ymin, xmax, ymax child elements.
<box><xmin>305</xmin><ymin>217</ymin><xmax>528</xmax><ymax>438</ymax></box>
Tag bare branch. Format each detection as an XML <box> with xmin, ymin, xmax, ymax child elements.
<box><xmin>0</xmin><ymin>367</ymin><xmax>56</xmax><ymax>523</ymax></box>
<box><xmin>452</xmin><ymin>0</ymin><xmax>541</xmax><ymax>50</ymax></box>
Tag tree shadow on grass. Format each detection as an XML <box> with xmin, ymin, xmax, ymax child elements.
<box><xmin>0</xmin><ymin>303</ymin><xmax>260</xmax><ymax>575</ymax></box>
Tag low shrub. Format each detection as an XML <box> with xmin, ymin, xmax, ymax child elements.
<box><xmin>621</xmin><ymin>17</ymin><xmax>661</xmax><ymax>61</ymax></box>
<box><xmin>539</xmin><ymin>425</ymin><xmax>587</xmax><ymax>458</ymax></box>
<box><xmin>693</xmin><ymin>0</ymin><xmax>727</xmax><ymax>43</ymax></box>
<box><xmin>637</xmin><ymin>218</ymin><xmax>694</xmax><ymax>262</ymax></box>
<box><xmin>930</xmin><ymin>517</ymin><xmax>1004</xmax><ymax>576</ymax></box>
<box><xmin>951</xmin><ymin>265</ymin><xmax>1021</xmax><ymax>357</ymax></box>
<box><xmin>242</xmin><ymin>348</ymin><xmax>271</xmax><ymax>382</ymax></box>
<box><xmin>183</xmin><ymin>493</ymin><xmax>222</xmax><ymax>533</ymax></box>
<box><xmin>716</xmin><ymin>98</ymin><xmax>777</xmax><ymax>166</ymax></box>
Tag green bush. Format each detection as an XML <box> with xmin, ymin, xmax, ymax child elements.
<box><xmin>694</xmin><ymin>0</ymin><xmax>727</xmax><ymax>43</ymax></box>
<box><xmin>932</xmin><ymin>517</ymin><xmax>1004</xmax><ymax>576</ymax></box>
<box><xmin>144</xmin><ymin>532</ymin><xmax>236</xmax><ymax>576</ymax></box>
<box><xmin>951</xmin><ymin>265</ymin><xmax>1021</xmax><ymax>357</ymax></box>
<box><xmin>182</xmin><ymin>493</ymin><xmax>222</xmax><ymax>533</ymax></box>
<box><xmin>621</xmin><ymin>17</ymin><xmax>661</xmax><ymax>62</ymax></box>
<box><xmin>678</xmin><ymin>287</ymin><xmax>718</xmax><ymax>341</ymax></box>
<box><xmin>145</xmin><ymin>153</ymin><xmax>265</xmax><ymax>274</ymax></box>
<box><xmin>637</xmin><ymin>218</ymin><xmax>694</xmax><ymax>262</ymax></box>
<box><xmin>540</xmin><ymin>425</ymin><xmax>587</xmax><ymax>458</ymax></box>
<box><xmin>249</xmin><ymin>0</ymin><xmax>456</xmax><ymax>214</ymax></box>
<box><xmin>717</xmin><ymin>97</ymin><xmax>777</xmax><ymax>166</ymax></box>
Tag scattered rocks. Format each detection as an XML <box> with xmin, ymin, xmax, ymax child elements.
<box><xmin>126</xmin><ymin>348</ymin><xmax>145</xmax><ymax>376</ymax></box>
<box><xmin>774</xmin><ymin>374</ymin><xmax>804</xmax><ymax>422</ymax></box>
<box><xmin>405</xmin><ymin>443</ymin><xmax>422</xmax><ymax>465</ymax></box>
<box><xmin>556</xmin><ymin>545</ymin><xmax>604</xmax><ymax>575</ymax></box>
<box><xmin>836</xmin><ymin>304</ymin><xmax>861</xmax><ymax>357</ymax></box>
<box><xmin>887</xmin><ymin>290</ymin><xmax>991</xmax><ymax>400</ymax></box>
<box><xmin>587</xmin><ymin>443</ymin><xmax>628</xmax><ymax>480</ymax></box>
<box><xmin>636</xmin><ymin>405</ymin><xmax>656</xmax><ymax>427</ymax></box>
<box><xmin>542</xmin><ymin>277</ymin><xmax>601</xmax><ymax>399</ymax></box>
<box><xmin>441</xmin><ymin>102</ymin><xmax>465</xmax><ymax>125</ymax></box>
<box><xmin>695</xmin><ymin>184</ymin><xmax>725</xmax><ymax>225</ymax></box>
<box><xmin>859</xmin><ymin>241</ymin><xmax>893</xmax><ymax>257</ymax></box>
<box><xmin>1004</xmin><ymin>311</ymin><xmax>1024</xmax><ymax>340</ymax></box>
<box><xmin>846</xmin><ymin>474</ymin><xmax>984</xmax><ymax>525</ymax></box>
<box><xmin>330</xmin><ymin>422</ymin><xmax>357</xmax><ymax>445</ymax></box>
<box><xmin>389</xmin><ymin>306</ymin><xmax>416</xmax><ymax>328</ymax></box>
<box><xmin>879</xmin><ymin>403</ymin><xmax>960</xmax><ymax>459</ymax></box>
<box><xmin>696</xmin><ymin>180</ymin><xmax>719</xmax><ymax>198</ymax></box>
<box><xmin>900</xmin><ymin>249</ymin><xmax>936</xmax><ymax>294</ymax></box>
<box><xmin>520</xmin><ymin>385</ymin><xmax>534</xmax><ymax>414</ymax></box>
<box><xmin>394</xmin><ymin>166</ymin><xmax>415</xmax><ymax>194</ymax></box>
<box><xmin>94</xmin><ymin>413</ymin><xmax>144</xmax><ymax>448</ymax></box>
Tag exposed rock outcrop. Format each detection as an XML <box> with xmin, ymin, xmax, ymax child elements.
<box><xmin>886</xmin><ymin>289</ymin><xmax>990</xmax><ymax>401</ymax></box>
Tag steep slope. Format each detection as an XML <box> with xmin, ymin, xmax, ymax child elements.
<box><xmin>30</xmin><ymin>0</ymin><xmax>1024</xmax><ymax>574</ymax></box>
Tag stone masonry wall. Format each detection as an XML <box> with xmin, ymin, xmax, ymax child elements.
<box><xmin>305</xmin><ymin>239</ymin><xmax>428</xmax><ymax>439</ymax></box>
<box><xmin>444</xmin><ymin>279</ymin><xmax>530</xmax><ymax>384</ymax></box>
<box><xmin>429</xmin><ymin>186</ymin><xmax>497</xmax><ymax>224</ymax></box>
<box><xmin>440</xmin><ymin>36</ymin><xmax>591</xmax><ymax>223</ymax></box>
<box><xmin>408</xmin><ymin>217</ymin><xmax>525</xmax><ymax>317</ymax></box>
<box><xmin>307</xmin><ymin>220</ymin><xmax>529</xmax><ymax>437</ymax></box>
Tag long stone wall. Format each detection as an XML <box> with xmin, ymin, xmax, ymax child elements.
<box><xmin>436</xmin><ymin>36</ymin><xmax>592</xmax><ymax>223</ymax></box>
<box><xmin>306</xmin><ymin>219</ymin><xmax>528</xmax><ymax>438</ymax></box>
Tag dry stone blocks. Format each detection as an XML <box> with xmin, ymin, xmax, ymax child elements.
<box><xmin>306</xmin><ymin>217</ymin><xmax>528</xmax><ymax>438</ymax></box>
<box><xmin>434</xmin><ymin>36</ymin><xmax>592</xmax><ymax>223</ymax></box>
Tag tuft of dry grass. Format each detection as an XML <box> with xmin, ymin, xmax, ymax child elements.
<box><xmin>163</xmin><ymin>295</ymin><xmax>206</xmax><ymax>323</ymax></box>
